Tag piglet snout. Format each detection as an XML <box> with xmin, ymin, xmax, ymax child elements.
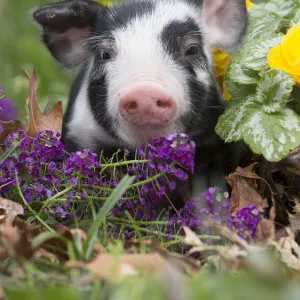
<box><xmin>119</xmin><ymin>85</ymin><xmax>176</xmax><ymax>127</ymax></box>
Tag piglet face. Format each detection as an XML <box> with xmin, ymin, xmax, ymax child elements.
<box><xmin>32</xmin><ymin>0</ymin><xmax>247</xmax><ymax>149</ymax></box>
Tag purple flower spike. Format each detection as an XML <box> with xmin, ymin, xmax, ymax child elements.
<box><xmin>0</xmin><ymin>99</ymin><xmax>18</xmax><ymax>122</ymax></box>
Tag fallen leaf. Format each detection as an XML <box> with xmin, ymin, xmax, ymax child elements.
<box><xmin>180</xmin><ymin>227</ymin><xmax>202</xmax><ymax>247</ymax></box>
<box><xmin>67</xmin><ymin>253</ymin><xmax>173</xmax><ymax>283</ymax></box>
<box><xmin>227</xmin><ymin>165</ymin><xmax>269</xmax><ymax>214</ymax></box>
<box><xmin>0</xmin><ymin>120</ymin><xmax>28</xmax><ymax>142</ymax></box>
<box><xmin>255</xmin><ymin>219</ymin><xmax>275</xmax><ymax>243</ymax></box>
<box><xmin>277</xmin><ymin>232</ymin><xmax>300</xmax><ymax>271</ymax></box>
<box><xmin>0</xmin><ymin>69</ymin><xmax>63</xmax><ymax>142</ymax></box>
<box><xmin>33</xmin><ymin>248</ymin><xmax>59</xmax><ymax>263</ymax></box>
<box><xmin>0</xmin><ymin>197</ymin><xmax>24</xmax><ymax>224</ymax></box>
<box><xmin>0</xmin><ymin>223</ymin><xmax>33</xmax><ymax>259</ymax></box>
<box><xmin>289</xmin><ymin>213</ymin><xmax>300</xmax><ymax>233</ymax></box>
<box><xmin>124</xmin><ymin>238</ymin><xmax>200</xmax><ymax>273</ymax></box>
<box><xmin>24</xmin><ymin>69</ymin><xmax>63</xmax><ymax>138</ymax></box>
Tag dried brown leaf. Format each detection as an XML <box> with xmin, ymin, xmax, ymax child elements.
<box><xmin>67</xmin><ymin>253</ymin><xmax>172</xmax><ymax>283</ymax></box>
<box><xmin>0</xmin><ymin>120</ymin><xmax>28</xmax><ymax>141</ymax></box>
<box><xmin>289</xmin><ymin>213</ymin><xmax>300</xmax><ymax>232</ymax></box>
<box><xmin>180</xmin><ymin>227</ymin><xmax>202</xmax><ymax>247</ymax></box>
<box><xmin>0</xmin><ymin>223</ymin><xmax>33</xmax><ymax>259</ymax></box>
<box><xmin>33</xmin><ymin>248</ymin><xmax>59</xmax><ymax>263</ymax></box>
<box><xmin>124</xmin><ymin>238</ymin><xmax>200</xmax><ymax>273</ymax></box>
<box><xmin>255</xmin><ymin>219</ymin><xmax>275</xmax><ymax>243</ymax></box>
<box><xmin>0</xmin><ymin>197</ymin><xmax>24</xmax><ymax>224</ymax></box>
<box><xmin>25</xmin><ymin>70</ymin><xmax>63</xmax><ymax>137</ymax></box>
<box><xmin>0</xmin><ymin>69</ymin><xmax>63</xmax><ymax>142</ymax></box>
<box><xmin>227</xmin><ymin>166</ymin><xmax>269</xmax><ymax>214</ymax></box>
<box><xmin>277</xmin><ymin>233</ymin><xmax>300</xmax><ymax>271</ymax></box>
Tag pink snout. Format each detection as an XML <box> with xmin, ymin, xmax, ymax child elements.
<box><xmin>119</xmin><ymin>85</ymin><xmax>177</xmax><ymax>127</ymax></box>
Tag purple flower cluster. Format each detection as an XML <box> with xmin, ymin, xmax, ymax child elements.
<box><xmin>1</xmin><ymin>130</ymin><xmax>65</xmax><ymax>199</ymax></box>
<box><xmin>168</xmin><ymin>187</ymin><xmax>264</xmax><ymax>240</ymax></box>
<box><xmin>0</xmin><ymin>126</ymin><xmax>263</xmax><ymax>239</ymax></box>
<box><xmin>1</xmin><ymin>130</ymin><xmax>196</xmax><ymax>222</ymax></box>
<box><xmin>230</xmin><ymin>204</ymin><xmax>264</xmax><ymax>238</ymax></box>
<box><xmin>113</xmin><ymin>134</ymin><xmax>196</xmax><ymax>220</ymax></box>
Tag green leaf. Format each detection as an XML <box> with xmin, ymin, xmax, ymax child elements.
<box><xmin>245</xmin><ymin>9</ymin><xmax>282</xmax><ymax>44</ymax></box>
<box><xmin>216</xmin><ymin>95</ymin><xmax>257</xmax><ymax>142</ymax></box>
<box><xmin>225</xmin><ymin>75</ymin><xmax>257</xmax><ymax>102</ymax></box>
<box><xmin>291</xmin><ymin>7</ymin><xmax>300</xmax><ymax>24</ymax></box>
<box><xmin>241</xmin><ymin>34</ymin><xmax>283</xmax><ymax>71</ymax></box>
<box><xmin>227</xmin><ymin>59</ymin><xmax>260</xmax><ymax>85</ymax></box>
<box><xmin>264</xmin><ymin>0</ymin><xmax>299</xmax><ymax>18</ymax></box>
<box><xmin>256</xmin><ymin>69</ymin><xmax>295</xmax><ymax>113</ymax></box>
<box><xmin>83</xmin><ymin>175</ymin><xmax>135</xmax><ymax>260</ymax></box>
<box><xmin>243</xmin><ymin>108</ymin><xmax>300</xmax><ymax>161</ymax></box>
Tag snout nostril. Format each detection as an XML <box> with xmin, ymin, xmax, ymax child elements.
<box><xmin>156</xmin><ymin>100</ymin><xmax>170</xmax><ymax>112</ymax></box>
<box><xmin>125</xmin><ymin>101</ymin><xmax>138</xmax><ymax>115</ymax></box>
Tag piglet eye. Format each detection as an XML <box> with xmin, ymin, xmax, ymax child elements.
<box><xmin>101</xmin><ymin>50</ymin><xmax>111</xmax><ymax>61</ymax></box>
<box><xmin>185</xmin><ymin>45</ymin><xmax>200</xmax><ymax>56</ymax></box>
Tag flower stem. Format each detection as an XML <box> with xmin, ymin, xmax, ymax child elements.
<box><xmin>106</xmin><ymin>217</ymin><xmax>170</xmax><ymax>226</ymax></box>
<box><xmin>101</xmin><ymin>160</ymin><xmax>149</xmax><ymax>168</ymax></box>
<box><xmin>38</xmin><ymin>186</ymin><xmax>74</xmax><ymax>216</ymax></box>
<box><xmin>14</xmin><ymin>173</ymin><xmax>54</xmax><ymax>233</ymax></box>
<box><xmin>128</xmin><ymin>171</ymin><xmax>167</xmax><ymax>189</ymax></box>
<box><xmin>0</xmin><ymin>140</ymin><xmax>22</xmax><ymax>165</ymax></box>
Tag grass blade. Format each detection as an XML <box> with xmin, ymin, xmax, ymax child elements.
<box><xmin>83</xmin><ymin>175</ymin><xmax>135</xmax><ymax>259</ymax></box>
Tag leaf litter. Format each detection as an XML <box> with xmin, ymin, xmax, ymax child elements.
<box><xmin>0</xmin><ymin>69</ymin><xmax>300</xmax><ymax>289</ymax></box>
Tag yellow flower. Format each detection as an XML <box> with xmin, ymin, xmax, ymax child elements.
<box><xmin>97</xmin><ymin>0</ymin><xmax>114</xmax><ymax>6</ymax></box>
<box><xmin>212</xmin><ymin>48</ymin><xmax>233</xmax><ymax>100</ymax></box>
<box><xmin>212</xmin><ymin>48</ymin><xmax>232</xmax><ymax>78</ymax></box>
<box><xmin>268</xmin><ymin>24</ymin><xmax>300</xmax><ymax>84</ymax></box>
<box><xmin>246</xmin><ymin>0</ymin><xmax>254</xmax><ymax>9</ymax></box>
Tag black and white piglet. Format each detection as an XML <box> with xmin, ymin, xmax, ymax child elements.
<box><xmin>32</xmin><ymin>0</ymin><xmax>248</xmax><ymax>196</ymax></box>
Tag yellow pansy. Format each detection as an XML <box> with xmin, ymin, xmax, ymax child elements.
<box><xmin>212</xmin><ymin>48</ymin><xmax>232</xmax><ymax>78</ymax></box>
<box><xmin>268</xmin><ymin>24</ymin><xmax>300</xmax><ymax>84</ymax></box>
<box><xmin>246</xmin><ymin>0</ymin><xmax>254</xmax><ymax>9</ymax></box>
<box><xmin>97</xmin><ymin>0</ymin><xmax>114</xmax><ymax>6</ymax></box>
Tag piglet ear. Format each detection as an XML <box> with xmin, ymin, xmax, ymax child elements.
<box><xmin>202</xmin><ymin>0</ymin><xmax>247</xmax><ymax>51</ymax></box>
<box><xmin>32</xmin><ymin>0</ymin><xmax>103</xmax><ymax>68</ymax></box>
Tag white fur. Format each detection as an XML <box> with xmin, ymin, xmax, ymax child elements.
<box><xmin>67</xmin><ymin>59</ymin><xmax>120</xmax><ymax>150</ymax></box>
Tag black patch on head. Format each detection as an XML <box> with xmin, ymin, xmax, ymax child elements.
<box><xmin>160</xmin><ymin>18</ymin><xmax>218</xmax><ymax>141</ymax></box>
<box><xmin>88</xmin><ymin>71</ymin><xmax>119</xmax><ymax>140</ymax></box>
<box><xmin>160</xmin><ymin>18</ymin><xmax>204</xmax><ymax>58</ymax></box>
<box><xmin>92</xmin><ymin>0</ymin><xmax>155</xmax><ymax>35</ymax></box>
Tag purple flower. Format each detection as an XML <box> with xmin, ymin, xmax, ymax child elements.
<box><xmin>0</xmin><ymin>125</ymin><xmax>3</xmax><ymax>133</ymax></box>
<box><xmin>0</xmin><ymin>99</ymin><xmax>17</xmax><ymax>122</ymax></box>
<box><xmin>56</xmin><ymin>207</ymin><xmax>66</xmax><ymax>218</ymax></box>
<box><xmin>70</xmin><ymin>177</ymin><xmax>78</xmax><ymax>187</ymax></box>
<box><xmin>46</xmin><ymin>189</ymin><xmax>53</xmax><ymax>198</ymax></box>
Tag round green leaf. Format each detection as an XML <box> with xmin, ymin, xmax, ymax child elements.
<box><xmin>256</xmin><ymin>69</ymin><xmax>295</xmax><ymax>113</ymax></box>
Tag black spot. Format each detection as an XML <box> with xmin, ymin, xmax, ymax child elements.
<box><xmin>93</xmin><ymin>0</ymin><xmax>155</xmax><ymax>35</ymax></box>
<box><xmin>160</xmin><ymin>18</ymin><xmax>204</xmax><ymax>58</ymax></box>
<box><xmin>160</xmin><ymin>18</ymin><xmax>220</xmax><ymax>144</ymax></box>
<box><xmin>88</xmin><ymin>71</ymin><xmax>118</xmax><ymax>141</ymax></box>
